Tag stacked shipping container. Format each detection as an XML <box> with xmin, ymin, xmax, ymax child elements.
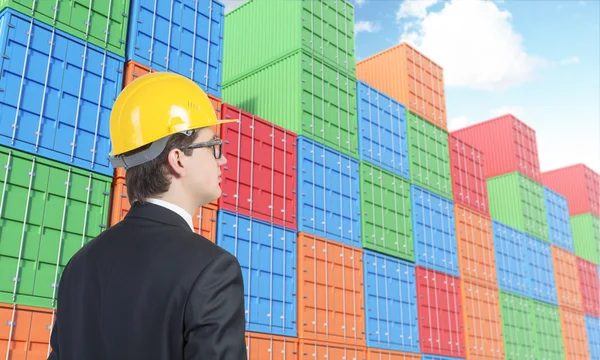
<box><xmin>0</xmin><ymin>0</ymin><xmax>597</xmax><ymax>358</ymax></box>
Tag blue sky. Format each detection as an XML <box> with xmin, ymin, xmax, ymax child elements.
<box><xmin>222</xmin><ymin>0</ymin><xmax>600</xmax><ymax>173</ymax></box>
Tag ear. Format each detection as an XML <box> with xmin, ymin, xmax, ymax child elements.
<box><xmin>166</xmin><ymin>148</ymin><xmax>187</xmax><ymax>177</ymax></box>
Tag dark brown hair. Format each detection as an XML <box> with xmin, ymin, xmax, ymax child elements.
<box><xmin>125</xmin><ymin>132</ymin><xmax>199</xmax><ymax>204</ymax></box>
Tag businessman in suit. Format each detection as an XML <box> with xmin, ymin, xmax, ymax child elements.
<box><xmin>47</xmin><ymin>72</ymin><xmax>247</xmax><ymax>359</ymax></box>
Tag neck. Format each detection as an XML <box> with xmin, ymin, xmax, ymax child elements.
<box><xmin>150</xmin><ymin>192</ymin><xmax>198</xmax><ymax>218</ymax></box>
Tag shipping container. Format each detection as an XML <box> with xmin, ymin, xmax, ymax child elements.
<box><xmin>498</xmin><ymin>291</ymin><xmax>535</xmax><ymax>360</ymax></box>
<box><xmin>570</xmin><ymin>213</ymin><xmax>600</xmax><ymax>264</ymax></box>
<box><xmin>297</xmin><ymin>233</ymin><xmax>365</xmax><ymax>347</ymax></box>
<box><xmin>219</xmin><ymin>104</ymin><xmax>297</xmax><ymax>230</ymax></box>
<box><xmin>407</xmin><ymin>112</ymin><xmax>452</xmax><ymax>200</ymax></box>
<box><xmin>0</xmin><ymin>9</ymin><xmax>125</xmax><ymax>177</ymax></box>
<box><xmin>491</xmin><ymin>221</ymin><xmax>530</xmax><ymax>297</ymax></box>
<box><xmin>460</xmin><ymin>280</ymin><xmax>504</xmax><ymax>360</ymax></box>
<box><xmin>0</xmin><ymin>0</ymin><xmax>129</xmax><ymax>57</ymax></box>
<box><xmin>577</xmin><ymin>258</ymin><xmax>600</xmax><ymax>317</ymax></box>
<box><xmin>298</xmin><ymin>340</ymin><xmax>366</xmax><ymax>360</ymax></box>
<box><xmin>559</xmin><ymin>307</ymin><xmax>591</xmax><ymax>360</ymax></box>
<box><xmin>245</xmin><ymin>332</ymin><xmax>298</xmax><ymax>360</ymax></box>
<box><xmin>421</xmin><ymin>357</ymin><xmax>462</xmax><ymax>360</ymax></box>
<box><xmin>0</xmin><ymin>303</ymin><xmax>53</xmax><ymax>359</ymax></box>
<box><xmin>356</xmin><ymin>43</ymin><xmax>446</xmax><ymax>130</ymax></box>
<box><xmin>369</xmin><ymin>349</ymin><xmax>422</xmax><ymax>360</ymax></box>
<box><xmin>216</xmin><ymin>210</ymin><xmax>297</xmax><ymax>337</ymax></box>
<box><xmin>526</xmin><ymin>236</ymin><xmax>558</xmax><ymax>305</ymax></box>
<box><xmin>448</xmin><ymin>135</ymin><xmax>489</xmax><ymax>217</ymax></box>
<box><xmin>126</xmin><ymin>0</ymin><xmax>224</xmax><ymax>98</ymax></box>
<box><xmin>487</xmin><ymin>172</ymin><xmax>549</xmax><ymax>241</ymax></box>
<box><xmin>530</xmin><ymin>300</ymin><xmax>565</xmax><ymax>360</ymax></box>
<box><xmin>450</xmin><ymin>114</ymin><xmax>541</xmax><ymax>182</ymax></box>
<box><xmin>551</xmin><ymin>246</ymin><xmax>584</xmax><ymax>311</ymax></box>
<box><xmin>542</xmin><ymin>163</ymin><xmax>600</xmax><ymax>217</ymax></box>
<box><xmin>411</xmin><ymin>185</ymin><xmax>458</xmax><ymax>276</ymax></box>
<box><xmin>223</xmin><ymin>49</ymin><xmax>359</xmax><ymax>158</ymax></box>
<box><xmin>416</xmin><ymin>267</ymin><xmax>465</xmax><ymax>358</ymax></box>
<box><xmin>296</xmin><ymin>137</ymin><xmax>361</xmax><ymax>247</ymax></box>
<box><xmin>363</xmin><ymin>250</ymin><xmax>420</xmax><ymax>353</ymax></box>
<box><xmin>0</xmin><ymin>146</ymin><xmax>111</xmax><ymax>308</ymax></box>
<box><xmin>223</xmin><ymin>0</ymin><xmax>355</xmax><ymax>82</ymax></box>
<box><xmin>454</xmin><ymin>205</ymin><xmax>497</xmax><ymax>288</ymax></box>
<box><xmin>585</xmin><ymin>315</ymin><xmax>600</xmax><ymax>360</ymax></box>
<box><xmin>356</xmin><ymin>80</ymin><xmax>410</xmax><ymax>179</ymax></box>
<box><xmin>360</xmin><ymin>161</ymin><xmax>413</xmax><ymax>261</ymax></box>
<box><xmin>543</xmin><ymin>187</ymin><xmax>575</xmax><ymax>252</ymax></box>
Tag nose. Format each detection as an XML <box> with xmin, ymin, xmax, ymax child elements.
<box><xmin>217</xmin><ymin>154</ymin><xmax>227</xmax><ymax>166</ymax></box>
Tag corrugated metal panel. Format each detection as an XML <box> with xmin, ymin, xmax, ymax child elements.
<box><xmin>245</xmin><ymin>332</ymin><xmax>298</xmax><ymax>360</ymax></box>
<box><xmin>585</xmin><ymin>315</ymin><xmax>600</xmax><ymax>360</ymax></box>
<box><xmin>498</xmin><ymin>291</ymin><xmax>535</xmax><ymax>360</ymax></box>
<box><xmin>219</xmin><ymin>104</ymin><xmax>298</xmax><ymax>230</ymax></box>
<box><xmin>448</xmin><ymin>134</ymin><xmax>489</xmax><ymax>217</ymax></box>
<box><xmin>487</xmin><ymin>172</ymin><xmax>549</xmax><ymax>241</ymax></box>
<box><xmin>526</xmin><ymin>237</ymin><xmax>558</xmax><ymax>305</ymax></box>
<box><xmin>421</xmin><ymin>357</ymin><xmax>463</xmax><ymax>360</ymax></box>
<box><xmin>223</xmin><ymin>49</ymin><xmax>359</xmax><ymax>158</ymax></box>
<box><xmin>216</xmin><ymin>210</ymin><xmax>297</xmax><ymax>337</ymax></box>
<box><xmin>298</xmin><ymin>340</ymin><xmax>366</xmax><ymax>360</ymax></box>
<box><xmin>0</xmin><ymin>9</ymin><xmax>124</xmax><ymax>176</ymax></box>
<box><xmin>571</xmin><ymin>213</ymin><xmax>600</xmax><ymax>265</ymax></box>
<box><xmin>416</xmin><ymin>267</ymin><xmax>465</xmax><ymax>358</ymax></box>
<box><xmin>492</xmin><ymin>221</ymin><xmax>530</xmax><ymax>297</ymax></box>
<box><xmin>297</xmin><ymin>137</ymin><xmax>361</xmax><ymax>247</ymax></box>
<box><xmin>450</xmin><ymin>114</ymin><xmax>541</xmax><ymax>182</ymax></box>
<box><xmin>411</xmin><ymin>185</ymin><xmax>458</xmax><ymax>276</ymax></box>
<box><xmin>363</xmin><ymin>250</ymin><xmax>419</xmax><ymax>353</ymax></box>
<box><xmin>455</xmin><ymin>205</ymin><xmax>497</xmax><ymax>287</ymax></box>
<box><xmin>0</xmin><ymin>303</ymin><xmax>54</xmax><ymax>359</ymax></box>
<box><xmin>530</xmin><ymin>300</ymin><xmax>565</xmax><ymax>360</ymax></box>
<box><xmin>360</xmin><ymin>161</ymin><xmax>413</xmax><ymax>261</ymax></box>
<box><xmin>126</xmin><ymin>0</ymin><xmax>224</xmax><ymax>98</ymax></box>
<box><xmin>356</xmin><ymin>80</ymin><xmax>410</xmax><ymax>179</ymax></box>
<box><xmin>369</xmin><ymin>349</ymin><xmax>422</xmax><ymax>359</ymax></box>
<box><xmin>559</xmin><ymin>307</ymin><xmax>591</xmax><ymax>360</ymax></box>
<box><xmin>543</xmin><ymin>187</ymin><xmax>575</xmax><ymax>252</ymax></box>
<box><xmin>407</xmin><ymin>112</ymin><xmax>452</xmax><ymax>200</ymax></box>
<box><xmin>551</xmin><ymin>245</ymin><xmax>584</xmax><ymax>312</ymax></box>
<box><xmin>542</xmin><ymin>163</ymin><xmax>600</xmax><ymax>217</ymax></box>
<box><xmin>461</xmin><ymin>280</ymin><xmax>505</xmax><ymax>360</ymax></box>
<box><xmin>577</xmin><ymin>258</ymin><xmax>600</xmax><ymax>317</ymax></box>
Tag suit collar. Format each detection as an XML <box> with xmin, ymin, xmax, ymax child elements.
<box><xmin>125</xmin><ymin>201</ymin><xmax>193</xmax><ymax>232</ymax></box>
<box><xmin>145</xmin><ymin>198</ymin><xmax>194</xmax><ymax>231</ymax></box>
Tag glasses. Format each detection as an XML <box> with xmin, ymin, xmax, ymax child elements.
<box><xmin>181</xmin><ymin>136</ymin><xmax>223</xmax><ymax>159</ymax></box>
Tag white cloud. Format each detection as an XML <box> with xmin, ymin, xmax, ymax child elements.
<box><xmin>355</xmin><ymin>21</ymin><xmax>381</xmax><ymax>35</ymax></box>
<box><xmin>221</xmin><ymin>0</ymin><xmax>247</xmax><ymax>13</ymax></box>
<box><xmin>399</xmin><ymin>0</ymin><xmax>547</xmax><ymax>91</ymax></box>
<box><xmin>355</xmin><ymin>0</ymin><xmax>366</xmax><ymax>7</ymax></box>
<box><xmin>396</xmin><ymin>0</ymin><xmax>439</xmax><ymax>21</ymax></box>
<box><xmin>490</xmin><ymin>106</ymin><xmax>526</xmax><ymax>119</ymax></box>
<box><xmin>448</xmin><ymin>116</ymin><xmax>470</xmax><ymax>131</ymax></box>
<box><xmin>560</xmin><ymin>56</ymin><xmax>580</xmax><ymax>65</ymax></box>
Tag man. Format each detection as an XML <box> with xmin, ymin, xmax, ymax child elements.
<box><xmin>47</xmin><ymin>72</ymin><xmax>247</xmax><ymax>359</ymax></box>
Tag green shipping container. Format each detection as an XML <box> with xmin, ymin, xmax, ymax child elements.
<box><xmin>530</xmin><ymin>300</ymin><xmax>565</xmax><ymax>360</ymax></box>
<box><xmin>570</xmin><ymin>213</ymin><xmax>600</xmax><ymax>264</ymax></box>
<box><xmin>223</xmin><ymin>0</ymin><xmax>355</xmax><ymax>84</ymax></box>
<box><xmin>499</xmin><ymin>291</ymin><xmax>536</xmax><ymax>360</ymax></box>
<box><xmin>407</xmin><ymin>111</ymin><xmax>452</xmax><ymax>200</ymax></box>
<box><xmin>0</xmin><ymin>0</ymin><xmax>130</xmax><ymax>57</ymax></box>
<box><xmin>0</xmin><ymin>146</ymin><xmax>111</xmax><ymax>309</ymax></box>
<box><xmin>360</xmin><ymin>161</ymin><xmax>413</xmax><ymax>261</ymax></box>
<box><xmin>223</xmin><ymin>49</ymin><xmax>359</xmax><ymax>158</ymax></box>
<box><xmin>487</xmin><ymin>172</ymin><xmax>549</xmax><ymax>241</ymax></box>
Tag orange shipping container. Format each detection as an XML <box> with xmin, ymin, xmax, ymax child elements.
<box><xmin>558</xmin><ymin>307</ymin><xmax>591</xmax><ymax>360</ymax></box>
<box><xmin>460</xmin><ymin>279</ymin><xmax>505</xmax><ymax>360</ymax></box>
<box><xmin>245</xmin><ymin>332</ymin><xmax>298</xmax><ymax>360</ymax></box>
<box><xmin>551</xmin><ymin>246</ymin><xmax>584</xmax><ymax>311</ymax></box>
<box><xmin>454</xmin><ymin>205</ymin><xmax>497</xmax><ymax>287</ymax></box>
<box><xmin>297</xmin><ymin>233</ymin><xmax>366</xmax><ymax>347</ymax></box>
<box><xmin>298</xmin><ymin>340</ymin><xmax>366</xmax><ymax>360</ymax></box>
<box><xmin>0</xmin><ymin>303</ymin><xmax>54</xmax><ymax>360</ymax></box>
<box><xmin>366</xmin><ymin>348</ymin><xmax>421</xmax><ymax>360</ymax></box>
<box><xmin>356</xmin><ymin>42</ymin><xmax>447</xmax><ymax>130</ymax></box>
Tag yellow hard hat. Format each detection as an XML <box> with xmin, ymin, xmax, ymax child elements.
<box><xmin>108</xmin><ymin>72</ymin><xmax>238</xmax><ymax>169</ymax></box>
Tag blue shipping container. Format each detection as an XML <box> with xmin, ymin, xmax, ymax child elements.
<box><xmin>585</xmin><ymin>315</ymin><xmax>600</xmax><ymax>360</ymax></box>
<box><xmin>422</xmin><ymin>357</ymin><xmax>465</xmax><ymax>360</ymax></box>
<box><xmin>492</xmin><ymin>221</ymin><xmax>530</xmax><ymax>297</ymax></box>
<box><xmin>363</xmin><ymin>250</ymin><xmax>420</xmax><ymax>353</ymax></box>
<box><xmin>297</xmin><ymin>136</ymin><xmax>361</xmax><ymax>247</ymax></box>
<box><xmin>543</xmin><ymin>187</ymin><xmax>575</xmax><ymax>252</ymax></box>
<box><xmin>356</xmin><ymin>81</ymin><xmax>410</xmax><ymax>180</ymax></box>
<box><xmin>527</xmin><ymin>236</ymin><xmax>558</xmax><ymax>305</ymax></box>
<box><xmin>216</xmin><ymin>210</ymin><xmax>297</xmax><ymax>336</ymax></box>
<box><xmin>0</xmin><ymin>9</ymin><xmax>124</xmax><ymax>176</ymax></box>
<box><xmin>411</xmin><ymin>185</ymin><xmax>459</xmax><ymax>276</ymax></box>
<box><xmin>127</xmin><ymin>0</ymin><xmax>225</xmax><ymax>98</ymax></box>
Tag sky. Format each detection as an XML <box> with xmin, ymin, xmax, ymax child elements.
<box><xmin>221</xmin><ymin>0</ymin><xmax>600</xmax><ymax>174</ymax></box>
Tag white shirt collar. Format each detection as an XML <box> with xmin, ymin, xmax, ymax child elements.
<box><xmin>145</xmin><ymin>198</ymin><xmax>194</xmax><ymax>231</ymax></box>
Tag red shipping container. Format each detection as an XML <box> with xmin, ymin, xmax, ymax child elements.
<box><xmin>218</xmin><ymin>104</ymin><xmax>297</xmax><ymax>229</ymax></box>
<box><xmin>577</xmin><ymin>257</ymin><xmax>600</xmax><ymax>317</ymax></box>
<box><xmin>542</xmin><ymin>164</ymin><xmax>600</xmax><ymax>217</ymax></box>
<box><xmin>559</xmin><ymin>307</ymin><xmax>591</xmax><ymax>360</ymax></box>
<box><xmin>415</xmin><ymin>266</ymin><xmax>466</xmax><ymax>358</ymax></box>
<box><xmin>450</xmin><ymin>114</ymin><xmax>541</xmax><ymax>182</ymax></box>
<box><xmin>0</xmin><ymin>303</ymin><xmax>54</xmax><ymax>360</ymax></box>
<box><xmin>245</xmin><ymin>332</ymin><xmax>298</xmax><ymax>360</ymax></box>
<box><xmin>449</xmin><ymin>134</ymin><xmax>489</xmax><ymax>216</ymax></box>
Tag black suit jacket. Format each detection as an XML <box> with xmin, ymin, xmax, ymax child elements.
<box><xmin>47</xmin><ymin>202</ymin><xmax>247</xmax><ymax>359</ymax></box>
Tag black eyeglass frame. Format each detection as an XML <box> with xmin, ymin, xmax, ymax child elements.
<box><xmin>180</xmin><ymin>137</ymin><xmax>223</xmax><ymax>159</ymax></box>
